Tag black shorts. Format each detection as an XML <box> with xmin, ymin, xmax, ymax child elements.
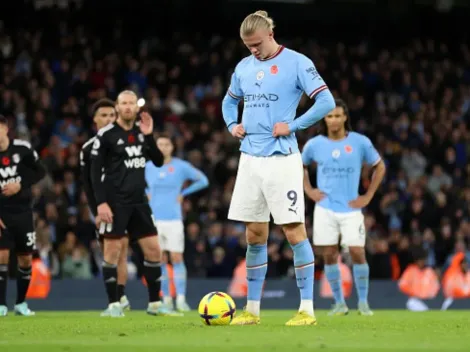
<box><xmin>99</xmin><ymin>204</ymin><xmax>157</xmax><ymax>240</ymax></box>
<box><xmin>0</xmin><ymin>211</ymin><xmax>35</xmax><ymax>254</ymax></box>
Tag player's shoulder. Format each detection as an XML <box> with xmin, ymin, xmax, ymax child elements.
<box><xmin>349</xmin><ymin>132</ymin><xmax>372</xmax><ymax>144</ymax></box>
<box><xmin>96</xmin><ymin>123</ymin><xmax>115</xmax><ymax>137</ymax></box>
<box><xmin>304</xmin><ymin>135</ymin><xmax>325</xmax><ymax>147</ymax></box>
<box><xmin>282</xmin><ymin>48</ymin><xmax>312</xmax><ymax>64</ymax></box>
<box><xmin>82</xmin><ymin>136</ymin><xmax>96</xmax><ymax>152</ymax></box>
<box><xmin>234</xmin><ymin>55</ymin><xmax>253</xmax><ymax>72</ymax></box>
<box><xmin>12</xmin><ymin>139</ymin><xmax>33</xmax><ymax>150</ymax></box>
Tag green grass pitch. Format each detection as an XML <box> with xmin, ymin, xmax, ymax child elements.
<box><xmin>0</xmin><ymin>310</ymin><xmax>469</xmax><ymax>351</ymax></box>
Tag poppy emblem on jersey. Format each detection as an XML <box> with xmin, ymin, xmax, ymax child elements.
<box><xmin>12</xmin><ymin>154</ymin><xmax>20</xmax><ymax>163</ymax></box>
<box><xmin>345</xmin><ymin>145</ymin><xmax>353</xmax><ymax>153</ymax></box>
<box><xmin>2</xmin><ymin>157</ymin><xmax>10</xmax><ymax>166</ymax></box>
<box><xmin>332</xmin><ymin>149</ymin><xmax>340</xmax><ymax>159</ymax></box>
<box><xmin>256</xmin><ymin>71</ymin><xmax>264</xmax><ymax>80</ymax></box>
<box><xmin>168</xmin><ymin>166</ymin><xmax>175</xmax><ymax>173</ymax></box>
<box><xmin>128</xmin><ymin>134</ymin><xmax>135</xmax><ymax>144</ymax></box>
<box><xmin>270</xmin><ymin>65</ymin><xmax>278</xmax><ymax>75</ymax></box>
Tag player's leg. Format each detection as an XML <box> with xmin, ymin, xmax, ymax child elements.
<box><xmin>117</xmin><ymin>236</ymin><xmax>130</xmax><ymax>310</ymax></box>
<box><xmin>265</xmin><ymin>154</ymin><xmax>316</xmax><ymax>325</ymax></box>
<box><xmin>131</xmin><ymin>205</ymin><xmax>181</xmax><ymax>316</ymax></box>
<box><xmin>313</xmin><ymin>207</ymin><xmax>348</xmax><ymax>315</ymax></box>
<box><xmin>12</xmin><ymin>212</ymin><xmax>36</xmax><ymax>316</ymax></box>
<box><xmin>0</xmin><ymin>247</ymin><xmax>9</xmax><ymax>316</ymax></box>
<box><xmin>99</xmin><ymin>207</ymin><xmax>129</xmax><ymax>317</ymax></box>
<box><xmin>166</xmin><ymin>220</ymin><xmax>189</xmax><ymax>312</ymax></box>
<box><xmin>228</xmin><ymin>154</ymin><xmax>269</xmax><ymax>325</ymax></box>
<box><xmin>340</xmin><ymin>212</ymin><xmax>372</xmax><ymax>315</ymax></box>
<box><xmin>154</xmin><ymin>221</ymin><xmax>173</xmax><ymax>308</ymax></box>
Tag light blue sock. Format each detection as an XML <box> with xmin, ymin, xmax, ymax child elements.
<box><xmin>161</xmin><ymin>263</ymin><xmax>170</xmax><ymax>298</ymax></box>
<box><xmin>173</xmin><ymin>262</ymin><xmax>187</xmax><ymax>296</ymax></box>
<box><xmin>353</xmin><ymin>263</ymin><xmax>369</xmax><ymax>304</ymax></box>
<box><xmin>246</xmin><ymin>244</ymin><xmax>268</xmax><ymax>301</ymax></box>
<box><xmin>292</xmin><ymin>239</ymin><xmax>315</xmax><ymax>300</ymax></box>
<box><xmin>325</xmin><ymin>264</ymin><xmax>345</xmax><ymax>304</ymax></box>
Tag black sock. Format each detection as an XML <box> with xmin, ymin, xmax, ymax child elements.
<box><xmin>16</xmin><ymin>266</ymin><xmax>32</xmax><ymax>305</ymax></box>
<box><xmin>143</xmin><ymin>261</ymin><xmax>161</xmax><ymax>303</ymax></box>
<box><xmin>117</xmin><ymin>284</ymin><xmax>125</xmax><ymax>299</ymax></box>
<box><xmin>102</xmin><ymin>262</ymin><xmax>118</xmax><ymax>304</ymax></box>
<box><xmin>0</xmin><ymin>264</ymin><xmax>8</xmax><ymax>306</ymax></box>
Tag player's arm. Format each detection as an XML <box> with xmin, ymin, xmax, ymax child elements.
<box><xmin>287</xmin><ymin>56</ymin><xmax>335</xmax><ymax>133</ymax></box>
<box><xmin>80</xmin><ymin>148</ymin><xmax>96</xmax><ymax>212</ymax></box>
<box><xmin>20</xmin><ymin>146</ymin><xmax>46</xmax><ymax>188</ymax></box>
<box><xmin>181</xmin><ymin>162</ymin><xmax>209</xmax><ymax>197</ymax></box>
<box><xmin>350</xmin><ymin>137</ymin><xmax>386</xmax><ymax>208</ymax></box>
<box><xmin>222</xmin><ymin>68</ymin><xmax>245</xmax><ymax>138</ymax></box>
<box><xmin>89</xmin><ymin>132</ymin><xmax>112</xmax><ymax>223</ymax></box>
<box><xmin>144</xmin><ymin>134</ymin><xmax>164</xmax><ymax>167</ymax></box>
<box><xmin>302</xmin><ymin>139</ymin><xmax>325</xmax><ymax>202</ymax></box>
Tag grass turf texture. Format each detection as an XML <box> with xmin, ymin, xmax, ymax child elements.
<box><xmin>0</xmin><ymin>310</ymin><xmax>468</xmax><ymax>352</ymax></box>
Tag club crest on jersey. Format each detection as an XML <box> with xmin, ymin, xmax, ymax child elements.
<box><xmin>270</xmin><ymin>65</ymin><xmax>278</xmax><ymax>75</ymax></box>
<box><xmin>138</xmin><ymin>134</ymin><xmax>144</xmax><ymax>143</ymax></box>
<box><xmin>12</xmin><ymin>154</ymin><xmax>20</xmax><ymax>163</ymax></box>
<box><xmin>332</xmin><ymin>149</ymin><xmax>341</xmax><ymax>159</ymax></box>
<box><xmin>92</xmin><ymin>139</ymin><xmax>100</xmax><ymax>150</ymax></box>
<box><xmin>256</xmin><ymin>71</ymin><xmax>264</xmax><ymax>80</ymax></box>
<box><xmin>345</xmin><ymin>145</ymin><xmax>353</xmax><ymax>153</ymax></box>
<box><xmin>2</xmin><ymin>156</ymin><xmax>10</xmax><ymax>166</ymax></box>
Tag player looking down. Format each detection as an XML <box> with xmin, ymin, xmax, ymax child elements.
<box><xmin>302</xmin><ymin>99</ymin><xmax>386</xmax><ymax>316</ymax></box>
<box><xmin>222</xmin><ymin>10</ymin><xmax>335</xmax><ymax>326</ymax></box>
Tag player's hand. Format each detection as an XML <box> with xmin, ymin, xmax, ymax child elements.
<box><xmin>177</xmin><ymin>195</ymin><xmax>183</xmax><ymax>204</ymax></box>
<box><xmin>2</xmin><ymin>182</ymin><xmax>21</xmax><ymax>197</ymax></box>
<box><xmin>306</xmin><ymin>188</ymin><xmax>325</xmax><ymax>202</ymax></box>
<box><xmin>231</xmin><ymin>124</ymin><xmax>246</xmax><ymax>139</ymax></box>
<box><xmin>272</xmin><ymin>122</ymin><xmax>290</xmax><ymax>137</ymax></box>
<box><xmin>97</xmin><ymin>203</ymin><xmax>113</xmax><ymax>224</ymax></box>
<box><xmin>139</xmin><ymin>111</ymin><xmax>154</xmax><ymax>135</ymax></box>
<box><xmin>349</xmin><ymin>195</ymin><xmax>372</xmax><ymax>209</ymax></box>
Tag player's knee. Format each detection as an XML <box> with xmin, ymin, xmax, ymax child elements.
<box><xmin>245</xmin><ymin>222</ymin><xmax>269</xmax><ymax>244</ymax></box>
<box><xmin>349</xmin><ymin>246</ymin><xmax>366</xmax><ymax>264</ymax></box>
<box><xmin>170</xmin><ymin>252</ymin><xmax>183</xmax><ymax>264</ymax></box>
<box><xmin>322</xmin><ymin>246</ymin><xmax>339</xmax><ymax>264</ymax></box>
<box><xmin>103</xmin><ymin>238</ymin><xmax>122</xmax><ymax>264</ymax></box>
<box><xmin>0</xmin><ymin>249</ymin><xmax>9</xmax><ymax>264</ymax></box>
<box><xmin>139</xmin><ymin>236</ymin><xmax>161</xmax><ymax>261</ymax></box>
<box><xmin>17</xmin><ymin>254</ymin><xmax>32</xmax><ymax>267</ymax></box>
<box><xmin>282</xmin><ymin>222</ymin><xmax>307</xmax><ymax>245</ymax></box>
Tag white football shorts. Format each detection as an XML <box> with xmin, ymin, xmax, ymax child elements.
<box><xmin>313</xmin><ymin>205</ymin><xmax>366</xmax><ymax>247</ymax></box>
<box><xmin>154</xmin><ymin>220</ymin><xmax>185</xmax><ymax>253</ymax></box>
<box><xmin>228</xmin><ymin>152</ymin><xmax>305</xmax><ymax>225</ymax></box>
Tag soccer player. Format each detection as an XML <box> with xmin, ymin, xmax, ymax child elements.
<box><xmin>0</xmin><ymin>115</ymin><xmax>46</xmax><ymax>316</ymax></box>
<box><xmin>222</xmin><ymin>10</ymin><xmax>335</xmax><ymax>326</ymax></box>
<box><xmin>80</xmin><ymin>98</ymin><xmax>130</xmax><ymax>310</ymax></box>
<box><xmin>145</xmin><ymin>134</ymin><xmax>209</xmax><ymax>312</ymax></box>
<box><xmin>302</xmin><ymin>99</ymin><xmax>386</xmax><ymax>316</ymax></box>
<box><xmin>90</xmin><ymin>90</ymin><xmax>176</xmax><ymax>317</ymax></box>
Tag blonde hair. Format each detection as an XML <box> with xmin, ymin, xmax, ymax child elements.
<box><xmin>117</xmin><ymin>90</ymin><xmax>137</xmax><ymax>103</ymax></box>
<box><xmin>240</xmin><ymin>10</ymin><xmax>275</xmax><ymax>37</ymax></box>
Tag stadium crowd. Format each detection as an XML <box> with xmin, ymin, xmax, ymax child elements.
<box><xmin>1</xmin><ymin>6</ymin><xmax>470</xmax><ymax>281</ymax></box>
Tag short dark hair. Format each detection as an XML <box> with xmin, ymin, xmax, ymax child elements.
<box><xmin>0</xmin><ymin>115</ymin><xmax>8</xmax><ymax>126</ymax></box>
<box><xmin>319</xmin><ymin>98</ymin><xmax>352</xmax><ymax>136</ymax></box>
<box><xmin>91</xmin><ymin>98</ymin><xmax>116</xmax><ymax>116</ymax></box>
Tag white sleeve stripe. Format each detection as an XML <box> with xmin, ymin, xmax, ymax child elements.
<box><xmin>371</xmin><ymin>158</ymin><xmax>382</xmax><ymax>167</ymax></box>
